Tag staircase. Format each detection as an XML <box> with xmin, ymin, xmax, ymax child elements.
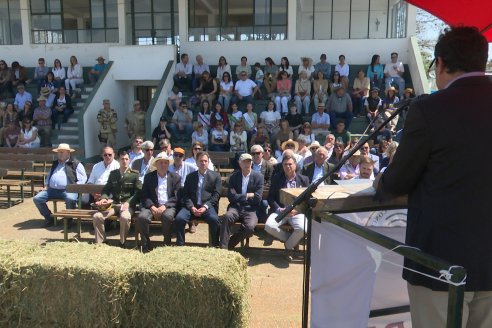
<box><xmin>51</xmin><ymin>85</ymin><xmax>93</xmax><ymax>148</ymax></box>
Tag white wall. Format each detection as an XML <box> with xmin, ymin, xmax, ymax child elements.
<box><xmin>0</xmin><ymin>43</ymin><xmax>117</xmax><ymax>68</ymax></box>
<box><xmin>408</xmin><ymin>36</ymin><xmax>430</xmax><ymax>95</ymax></box>
<box><xmin>180</xmin><ymin>38</ymin><xmax>410</xmax><ymax>66</ymax></box>
<box><xmin>149</xmin><ymin>73</ymin><xmax>174</xmax><ymax>138</ymax></box>
<box><xmin>108</xmin><ymin>45</ymin><xmax>176</xmax><ymax>80</ymax></box>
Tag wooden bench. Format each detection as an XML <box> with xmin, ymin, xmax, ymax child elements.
<box><xmin>0</xmin><ymin>147</ymin><xmax>84</xmax><ymax>156</ymax></box>
<box><xmin>51</xmin><ymin>184</ymin><xmax>107</xmax><ymax>240</ymax></box>
<box><xmin>0</xmin><ymin>161</ymin><xmax>34</xmax><ymax>207</ymax></box>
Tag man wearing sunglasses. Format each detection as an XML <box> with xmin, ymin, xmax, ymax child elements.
<box><xmin>83</xmin><ymin>146</ymin><xmax>120</xmax><ymax>206</ymax></box>
<box><xmin>131</xmin><ymin>141</ymin><xmax>155</xmax><ymax>183</ymax></box>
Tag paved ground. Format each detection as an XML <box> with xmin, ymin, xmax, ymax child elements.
<box><xmin>0</xmin><ymin>193</ymin><xmax>305</xmax><ymax>327</ymax></box>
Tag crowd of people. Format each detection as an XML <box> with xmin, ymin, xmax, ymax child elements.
<box><xmin>33</xmin><ymin>125</ymin><xmax>398</xmax><ymax>258</ymax></box>
<box><xmin>0</xmin><ymin>55</ymin><xmax>108</xmax><ymax>148</ymax></box>
<box><xmin>159</xmin><ymin>52</ymin><xmax>415</xmax><ymax>159</ymax></box>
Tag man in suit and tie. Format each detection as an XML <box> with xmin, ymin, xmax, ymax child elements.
<box><xmin>131</xmin><ymin>140</ymin><xmax>154</xmax><ymax>183</ymax></box>
<box><xmin>92</xmin><ymin>150</ymin><xmax>141</xmax><ymax>247</ymax></box>
<box><xmin>174</xmin><ymin>151</ymin><xmax>221</xmax><ymax>247</ymax></box>
<box><xmin>265</xmin><ymin>153</ymin><xmax>309</xmax><ymax>257</ymax></box>
<box><xmin>220</xmin><ymin>153</ymin><xmax>263</xmax><ymax>249</ymax></box>
<box><xmin>136</xmin><ymin>152</ymin><xmax>181</xmax><ymax>251</ymax></box>
<box><xmin>301</xmin><ymin>146</ymin><xmax>334</xmax><ymax>185</ymax></box>
<box><xmin>377</xmin><ymin>26</ymin><xmax>492</xmax><ymax>327</ymax></box>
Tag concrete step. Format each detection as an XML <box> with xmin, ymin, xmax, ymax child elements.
<box><xmin>81</xmin><ymin>94</ymin><xmax>89</xmax><ymax>100</ymax></box>
<box><xmin>57</xmin><ymin>134</ymin><xmax>79</xmax><ymax>140</ymax></box>
<box><xmin>60</xmin><ymin>126</ymin><xmax>78</xmax><ymax>131</ymax></box>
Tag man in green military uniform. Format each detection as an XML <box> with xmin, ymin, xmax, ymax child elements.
<box><xmin>125</xmin><ymin>100</ymin><xmax>145</xmax><ymax>140</ymax></box>
<box><xmin>97</xmin><ymin>99</ymin><xmax>118</xmax><ymax>148</ymax></box>
<box><xmin>92</xmin><ymin>150</ymin><xmax>142</xmax><ymax>247</ymax></box>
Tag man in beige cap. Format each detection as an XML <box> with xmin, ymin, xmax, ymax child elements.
<box><xmin>33</xmin><ymin>144</ymin><xmax>87</xmax><ymax>227</ymax></box>
<box><xmin>92</xmin><ymin>150</ymin><xmax>141</xmax><ymax>247</ymax></box>
<box><xmin>136</xmin><ymin>152</ymin><xmax>181</xmax><ymax>251</ymax></box>
<box><xmin>220</xmin><ymin>153</ymin><xmax>263</xmax><ymax>249</ymax></box>
<box><xmin>131</xmin><ymin>140</ymin><xmax>154</xmax><ymax>183</ymax></box>
<box><xmin>97</xmin><ymin>99</ymin><xmax>118</xmax><ymax>148</ymax></box>
<box><xmin>125</xmin><ymin>100</ymin><xmax>145</xmax><ymax>140</ymax></box>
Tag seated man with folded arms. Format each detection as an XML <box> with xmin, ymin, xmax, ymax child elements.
<box><xmin>220</xmin><ymin>153</ymin><xmax>263</xmax><ymax>250</ymax></box>
<box><xmin>265</xmin><ymin>153</ymin><xmax>309</xmax><ymax>259</ymax></box>
<box><xmin>136</xmin><ymin>152</ymin><xmax>181</xmax><ymax>251</ymax></box>
<box><xmin>83</xmin><ymin>146</ymin><xmax>119</xmax><ymax>206</ymax></box>
<box><xmin>92</xmin><ymin>150</ymin><xmax>141</xmax><ymax>247</ymax></box>
<box><xmin>131</xmin><ymin>141</ymin><xmax>155</xmax><ymax>183</ymax></box>
<box><xmin>174</xmin><ymin>151</ymin><xmax>221</xmax><ymax>247</ymax></box>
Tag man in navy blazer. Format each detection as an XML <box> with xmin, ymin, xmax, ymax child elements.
<box><xmin>135</xmin><ymin>152</ymin><xmax>181</xmax><ymax>251</ymax></box>
<box><xmin>265</xmin><ymin>153</ymin><xmax>309</xmax><ymax>254</ymax></box>
<box><xmin>220</xmin><ymin>153</ymin><xmax>264</xmax><ymax>249</ymax></box>
<box><xmin>174</xmin><ymin>151</ymin><xmax>221</xmax><ymax>246</ymax></box>
<box><xmin>301</xmin><ymin>147</ymin><xmax>334</xmax><ymax>185</ymax></box>
<box><xmin>377</xmin><ymin>26</ymin><xmax>492</xmax><ymax>327</ymax></box>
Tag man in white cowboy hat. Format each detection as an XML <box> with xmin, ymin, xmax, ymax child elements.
<box><xmin>277</xmin><ymin>139</ymin><xmax>303</xmax><ymax>166</ymax></box>
<box><xmin>89</xmin><ymin>56</ymin><xmax>108</xmax><ymax>84</ymax></box>
<box><xmin>220</xmin><ymin>153</ymin><xmax>263</xmax><ymax>249</ymax></box>
<box><xmin>302</xmin><ymin>140</ymin><xmax>322</xmax><ymax>167</ymax></box>
<box><xmin>131</xmin><ymin>140</ymin><xmax>155</xmax><ymax>183</ymax></box>
<box><xmin>135</xmin><ymin>152</ymin><xmax>181</xmax><ymax>251</ymax></box>
<box><xmin>32</xmin><ymin>95</ymin><xmax>52</xmax><ymax>147</ymax></box>
<box><xmin>92</xmin><ymin>150</ymin><xmax>141</xmax><ymax>247</ymax></box>
<box><xmin>33</xmin><ymin>143</ymin><xmax>87</xmax><ymax>227</ymax></box>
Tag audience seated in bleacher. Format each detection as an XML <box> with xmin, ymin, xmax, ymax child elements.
<box><xmin>312</xmin><ymin>70</ymin><xmax>329</xmax><ymax>110</ymax></box>
<box><xmin>351</xmin><ymin>69</ymin><xmax>370</xmax><ymax>117</ymax></box>
<box><xmin>384</xmin><ymin>52</ymin><xmax>405</xmax><ymax>97</ymax></box>
<box><xmin>65</xmin><ymin>55</ymin><xmax>84</xmax><ymax>97</ymax></box>
<box><xmin>335</xmin><ymin>55</ymin><xmax>350</xmax><ymax>90</ymax></box>
<box><xmin>367</xmin><ymin>54</ymin><xmax>384</xmax><ymax>91</ymax></box>
<box><xmin>192</xmin><ymin>55</ymin><xmax>209</xmax><ymax>91</ymax></box>
<box><xmin>218</xmin><ymin>72</ymin><xmax>233</xmax><ymax>112</ymax></box>
<box><xmin>130</xmin><ymin>141</ymin><xmax>154</xmax><ymax>183</ymax></box>
<box><xmin>52</xmin><ymin>86</ymin><xmax>73</xmax><ymax>130</ymax></box>
<box><xmin>168</xmin><ymin>101</ymin><xmax>193</xmax><ymax>142</ymax></box>
<box><xmin>173</xmin><ymin>53</ymin><xmax>192</xmax><ymax>91</ymax></box>
<box><xmin>18</xmin><ymin>117</ymin><xmax>40</xmax><ymax>148</ymax></box>
<box><xmin>263</xmin><ymin>57</ymin><xmax>278</xmax><ymax>95</ymax></box>
<box><xmin>33</xmin><ymin>95</ymin><xmax>52</xmax><ymax>147</ymax></box>
<box><xmin>216</xmin><ymin>56</ymin><xmax>231</xmax><ymax>81</ymax></box>
<box><xmin>191</xmin><ymin>121</ymin><xmax>209</xmax><ymax>149</ymax></box>
<box><xmin>151</xmin><ymin>116</ymin><xmax>171</xmax><ymax>146</ymax></box>
<box><xmin>285</xmin><ymin>104</ymin><xmax>304</xmax><ymax>139</ymax></box>
<box><xmin>185</xmin><ymin>141</ymin><xmax>214</xmax><ymax>170</ymax></box>
<box><xmin>166</xmin><ymin>85</ymin><xmax>182</xmax><ymax>115</ymax></box>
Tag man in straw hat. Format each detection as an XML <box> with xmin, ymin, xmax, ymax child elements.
<box><xmin>32</xmin><ymin>95</ymin><xmax>52</xmax><ymax>147</ymax></box>
<box><xmin>92</xmin><ymin>150</ymin><xmax>141</xmax><ymax>247</ymax></box>
<box><xmin>220</xmin><ymin>153</ymin><xmax>263</xmax><ymax>249</ymax></box>
<box><xmin>33</xmin><ymin>143</ymin><xmax>87</xmax><ymax>227</ymax></box>
<box><xmin>174</xmin><ymin>151</ymin><xmax>221</xmax><ymax>247</ymax></box>
<box><xmin>136</xmin><ymin>152</ymin><xmax>181</xmax><ymax>251</ymax></box>
<box><xmin>89</xmin><ymin>56</ymin><xmax>107</xmax><ymax>84</ymax></box>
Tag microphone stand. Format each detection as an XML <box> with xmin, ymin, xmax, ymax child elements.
<box><xmin>291</xmin><ymin>98</ymin><xmax>413</xmax><ymax>328</ymax></box>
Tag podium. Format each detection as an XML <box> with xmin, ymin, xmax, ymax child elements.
<box><xmin>279</xmin><ymin>183</ymin><xmax>465</xmax><ymax>328</ymax></box>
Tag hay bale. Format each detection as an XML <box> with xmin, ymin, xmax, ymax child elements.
<box><xmin>0</xmin><ymin>240</ymin><xmax>249</xmax><ymax>328</ymax></box>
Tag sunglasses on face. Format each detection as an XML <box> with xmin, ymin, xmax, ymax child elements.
<box><xmin>174</xmin><ymin>153</ymin><xmax>184</xmax><ymax>158</ymax></box>
<box><xmin>103</xmin><ymin>153</ymin><xmax>113</xmax><ymax>157</ymax></box>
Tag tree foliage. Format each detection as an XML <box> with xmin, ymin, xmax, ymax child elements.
<box><xmin>416</xmin><ymin>9</ymin><xmax>447</xmax><ymax>74</ymax></box>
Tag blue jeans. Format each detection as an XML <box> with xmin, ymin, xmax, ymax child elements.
<box><xmin>329</xmin><ymin>111</ymin><xmax>354</xmax><ymax>131</ymax></box>
<box><xmin>33</xmin><ymin>188</ymin><xmax>78</xmax><ymax>222</ymax></box>
<box><xmin>167</xmin><ymin>122</ymin><xmax>193</xmax><ymax>141</ymax></box>
<box><xmin>231</xmin><ymin>94</ymin><xmax>253</xmax><ymax>105</ymax></box>
<box><xmin>174</xmin><ymin>207</ymin><xmax>219</xmax><ymax>246</ymax></box>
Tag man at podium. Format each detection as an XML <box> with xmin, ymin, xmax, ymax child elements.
<box><xmin>377</xmin><ymin>26</ymin><xmax>492</xmax><ymax>327</ymax></box>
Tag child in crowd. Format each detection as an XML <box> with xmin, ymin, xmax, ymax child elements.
<box><xmin>254</xmin><ymin>62</ymin><xmax>264</xmax><ymax>89</ymax></box>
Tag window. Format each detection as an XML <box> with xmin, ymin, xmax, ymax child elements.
<box><xmin>0</xmin><ymin>0</ymin><xmax>22</xmax><ymax>44</ymax></box>
<box><xmin>30</xmin><ymin>0</ymin><xmax>118</xmax><ymax>44</ymax></box>
<box><xmin>297</xmin><ymin>0</ymin><xmax>407</xmax><ymax>40</ymax></box>
<box><xmin>126</xmin><ymin>0</ymin><xmax>178</xmax><ymax>45</ymax></box>
<box><xmin>188</xmin><ymin>0</ymin><xmax>287</xmax><ymax>42</ymax></box>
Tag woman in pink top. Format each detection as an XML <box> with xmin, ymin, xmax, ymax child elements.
<box><xmin>274</xmin><ymin>71</ymin><xmax>291</xmax><ymax>115</ymax></box>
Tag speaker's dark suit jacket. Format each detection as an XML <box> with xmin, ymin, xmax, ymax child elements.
<box><xmin>268</xmin><ymin>172</ymin><xmax>309</xmax><ymax>214</ymax></box>
<box><xmin>301</xmin><ymin>161</ymin><xmax>335</xmax><ymax>185</ymax></box>
<box><xmin>140</xmin><ymin>170</ymin><xmax>181</xmax><ymax>209</ymax></box>
<box><xmin>227</xmin><ymin>170</ymin><xmax>264</xmax><ymax>212</ymax></box>
<box><xmin>377</xmin><ymin>76</ymin><xmax>492</xmax><ymax>291</ymax></box>
<box><xmin>182</xmin><ymin>170</ymin><xmax>221</xmax><ymax>211</ymax></box>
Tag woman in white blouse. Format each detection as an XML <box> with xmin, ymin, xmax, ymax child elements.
<box><xmin>52</xmin><ymin>58</ymin><xmax>66</xmax><ymax>84</ymax></box>
<box><xmin>65</xmin><ymin>55</ymin><xmax>84</xmax><ymax>96</ymax></box>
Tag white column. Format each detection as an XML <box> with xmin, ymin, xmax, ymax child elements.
<box><xmin>178</xmin><ymin>0</ymin><xmax>187</xmax><ymax>43</ymax></box>
<box><xmin>118</xmin><ymin>0</ymin><xmax>127</xmax><ymax>44</ymax></box>
<box><xmin>287</xmin><ymin>0</ymin><xmax>297</xmax><ymax>40</ymax></box>
<box><xmin>19</xmin><ymin>0</ymin><xmax>30</xmax><ymax>45</ymax></box>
